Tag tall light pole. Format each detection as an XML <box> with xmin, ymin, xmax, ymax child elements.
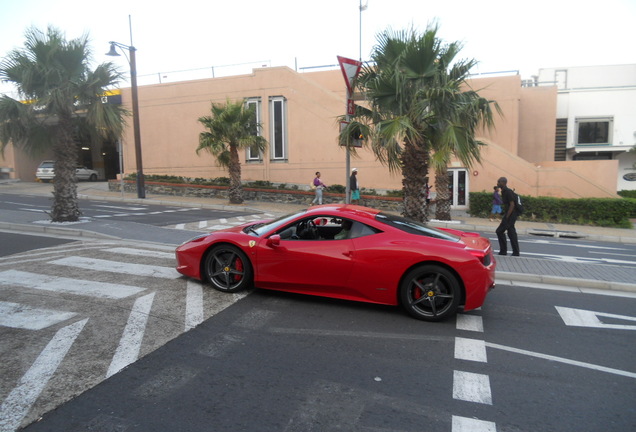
<box><xmin>106</xmin><ymin>41</ymin><xmax>146</xmax><ymax>199</ymax></box>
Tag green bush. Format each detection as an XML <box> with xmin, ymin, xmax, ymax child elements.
<box><xmin>469</xmin><ymin>192</ymin><xmax>635</xmax><ymax>228</ymax></box>
<box><xmin>618</xmin><ymin>190</ymin><xmax>636</xmax><ymax>199</ymax></box>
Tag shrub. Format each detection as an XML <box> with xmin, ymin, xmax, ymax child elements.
<box><xmin>469</xmin><ymin>192</ymin><xmax>634</xmax><ymax>228</ymax></box>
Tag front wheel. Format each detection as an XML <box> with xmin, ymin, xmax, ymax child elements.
<box><xmin>89</xmin><ymin>174</ymin><xmax>97</xmax><ymax>181</ymax></box>
<box><xmin>203</xmin><ymin>245</ymin><xmax>253</xmax><ymax>292</ymax></box>
<box><xmin>400</xmin><ymin>265</ymin><xmax>461</xmax><ymax>321</ymax></box>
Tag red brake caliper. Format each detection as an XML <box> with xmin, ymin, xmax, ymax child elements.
<box><xmin>233</xmin><ymin>258</ymin><xmax>243</xmax><ymax>282</ymax></box>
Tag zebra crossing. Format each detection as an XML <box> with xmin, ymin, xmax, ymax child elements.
<box><xmin>0</xmin><ymin>240</ymin><xmax>246</xmax><ymax>431</ymax></box>
<box><xmin>166</xmin><ymin>212</ymin><xmax>276</xmax><ymax>232</ymax></box>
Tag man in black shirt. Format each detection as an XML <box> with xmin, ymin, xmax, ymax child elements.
<box><xmin>495</xmin><ymin>177</ymin><xmax>520</xmax><ymax>256</ymax></box>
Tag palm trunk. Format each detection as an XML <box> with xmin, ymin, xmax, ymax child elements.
<box><xmin>228</xmin><ymin>144</ymin><xmax>243</xmax><ymax>204</ymax></box>
<box><xmin>401</xmin><ymin>141</ymin><xmax>429</xmax><ymax>222</ymax></box>
<box><xmin>51</xmin><ymin>114</ymin><xmax>81</xmax><ymax>222</ymax></box>
<box><xmin>434</xmin><ymin>167</ymin><xmax>452</xmax><ymax>221</ymax></box>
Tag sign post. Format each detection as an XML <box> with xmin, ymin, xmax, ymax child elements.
<box><xmin>337</xmin><ymin>56</ymin><xmax>362</xmax><ymax>204</ymax></box>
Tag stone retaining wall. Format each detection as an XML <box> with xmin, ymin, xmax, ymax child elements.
<box><xmin>108</xmin><ymin>180</ymin><xmax>404</xmax><ymax>212</ymax></box>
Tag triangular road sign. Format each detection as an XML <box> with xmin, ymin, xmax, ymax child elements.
<box><xmin>337</xmin><ymin>55</ymin><xmax>362</xmax><ymax>94</ymax></box>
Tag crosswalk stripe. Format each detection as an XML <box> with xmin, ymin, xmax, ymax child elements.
<box><xmin>452</xmin><ymin>370</ymin><xmax>492</xmax><ymax>405</ymax></box>
<box><xmin>185</xmin><ymin>281</ymin><xmax>204</xmax><ymax>331</ymax></box>
<box><xmin>454</xmin><ymin>337</ymin><xmax>488</xmax><ymax>362</ymax></box>
<box><xmin>456</xmin><ymin>314</ymin><xmax>484</xmax><ymax>332</ymax></box>
<box><xmin>452</xmin><ymin>416</ymin><xmax>497</xmax><ymax>432</ymax></box>
<box><xmin>50</xmin><ymin>256</ymin><xmax>180</xmax><ymax>279</ymax></box>
<box><xmin>0</xmin><ymin>319</ymin><xmax>88</xmax><ymax>432</ymax></box>
<box><xmin>106</xmin><ymin>292</ymin><xmax>155</xmax><ymax>378</ymax></box>
<box><xmin>0</xmin><ymin>269</ymin><xmax>145</xmax><ymax>299</ymax></box>
<box><xmin>0</xmin><ymin>301</ymin><xmax>77</xmax><ymax>330</ymax></box>
<box><xmin>103</xmin><ymin>247</ymin><xmax>174</xmax><ymax>260</ymax></box>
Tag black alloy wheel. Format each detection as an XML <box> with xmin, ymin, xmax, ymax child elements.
<box><xmin>203</xmin><ymin>245</ymin><xmax>253</xmax><ymax>292</ymax></box>
<box><xmin>400</xmin><ymin>264</ymin><xmax>461</xmax><ymax>321</ymax></box>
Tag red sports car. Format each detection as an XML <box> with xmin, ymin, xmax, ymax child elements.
<box><xmin>176</xmin><ymin>204</ymin><xmax>495</xmax><ymax>321</ymax></box>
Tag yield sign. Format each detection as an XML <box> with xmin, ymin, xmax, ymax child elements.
<box><xmin>337</xmin><ymin>55</ymin><xmax>362</xmax><ymax>94</ymax></box>
<box><xmin>556</xmin><ymin>306</ymin><xmax>636</xmax><ymax>330</ymax></box>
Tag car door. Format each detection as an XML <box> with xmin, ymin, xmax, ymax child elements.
<box><xmin>254</xmin><ymin>224</ymin><xmax>355</xmax><ymax>298</ymax></box>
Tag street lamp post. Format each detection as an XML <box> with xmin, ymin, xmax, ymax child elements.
<box><xmin>106</xmin><ymin>41</ymin><xmax>145</xmax><ymax>199</ymax></box>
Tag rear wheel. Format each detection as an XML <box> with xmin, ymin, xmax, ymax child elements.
<box><xmin>203</xmin><ymin>245</ymin><xmax>253</xmax><ymax>292</ymax></box>
<box><xmin>400</xmin><ymin>265</ymin><xmax>461</xmax><ymax>321</ymax></box>
<box><xmin>89</xmin><ymin>174</ymin><xmax>97</xmax><ymax>181</ymax></box>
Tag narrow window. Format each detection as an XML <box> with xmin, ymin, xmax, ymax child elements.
<box><xmin>270</xmin><ymin>96</ymin><xmax>287</xmax><ymax>160</ymax></box>
<box><xmin>245</xmin><ymin>98</ymin><xmax>262</xmax><ymax>161</ymax></box>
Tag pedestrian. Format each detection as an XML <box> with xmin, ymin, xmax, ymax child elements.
<box><xmin>495</xmin><ymin>177</ymin><xmax>520</xmax><ymax>256</ymax></box>
<box><xmin>425</xmin><ymin>181</ymin><xmax>433</xmax><ymax>204</ymax></box>
<box><xmin>490</xmin><ymin>186</ymin><xmax>503</xmax><ymax>221</ymax></box>
<box><xmin>311</xmin><ymin>171</ymin><xmax>327</xmax><ymax>205</ymax></box>
<box><xmin>350</xmin><ymin>168</ymin><xmax>360</xmax><ymax>204</ymax></box>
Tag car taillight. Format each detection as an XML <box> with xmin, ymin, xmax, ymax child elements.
<box><xmin>467</xmin><ymin>249</ymin><xmax>491</xmax><ymax>266</ymax></box>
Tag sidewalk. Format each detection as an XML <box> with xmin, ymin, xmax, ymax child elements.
<box><xmin>2</xmin><ymin>180</ymin><xmax>635</xmax><ymax>293</ymax></box>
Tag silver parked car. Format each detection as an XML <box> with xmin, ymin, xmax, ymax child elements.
<box><xmin>36</xmin><ymin>161</ymin><xmax>99</xmax><ymax>182</ymax></box>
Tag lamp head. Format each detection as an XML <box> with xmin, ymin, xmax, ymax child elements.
<box><xmin>106</xmin><ymin>43</ymin><xmax>120</xmax><ymax>57</ymax></box>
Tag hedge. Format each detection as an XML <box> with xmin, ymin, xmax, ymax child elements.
<box><xmin>469</xmin><ymin>192</ymin><xmax>636</xmax><ymax>228</ymax></box>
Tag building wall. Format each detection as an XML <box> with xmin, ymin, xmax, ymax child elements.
<box><xmin>4</xmin><ymin>65</ymin><xmax>623</xmax><ymax>199</ymax></box>
<box><xmin>537</xmin><ymin>64</ymin><xmax>636</xmax><ymax>191</ymax></box>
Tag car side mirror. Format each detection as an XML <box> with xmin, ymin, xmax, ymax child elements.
<box><xmin>267</xmin><ymin>235</ymin><xmax>281</xmax><ymax>247</ymax></box>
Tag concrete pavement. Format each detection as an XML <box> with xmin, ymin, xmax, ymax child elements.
<box><xmin>1</xmin><ymin>180</ymin><xmax>635</xmax><ymax>293</ymax></box>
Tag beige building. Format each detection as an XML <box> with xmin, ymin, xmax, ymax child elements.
<box><xmin>1</xmin><ymin>66</ymin><xmax>622</xmax><ymax>208</ymax></box>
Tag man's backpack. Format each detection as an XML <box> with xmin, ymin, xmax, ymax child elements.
<box><xmin>512</xmin><ymin>190</ymin><xmax>524</xmax><ymax>214</ymax></box>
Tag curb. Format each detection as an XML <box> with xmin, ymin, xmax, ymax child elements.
<box><xmin>497</xmin><ymin>272</ymin><xmax>636</xmax><ymax>293</ymax></box>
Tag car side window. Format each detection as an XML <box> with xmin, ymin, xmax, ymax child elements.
<box><xmin>276</xmin><ymin>217</ymin><xmax>379</xmax><ymax>241</ymax></box>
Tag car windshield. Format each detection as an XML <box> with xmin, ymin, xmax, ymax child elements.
<box><xmin>375</xmin><ymin>212</ymin><xmax>461</xmax><ymax>242</ymax></box>
<box><xmin>39</xmin><ymin>162</ymin><xmax>54</xmax><ymax>169</ymax></box>
<box><xmin>244</xmin><ymin>210</ymin><xmax>308</xmax><ymax>237</ymax></box>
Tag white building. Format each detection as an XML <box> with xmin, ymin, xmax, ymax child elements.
<box><xmin>535</xmin><ymin>64</ymin><xmax>636</xmax><ymax>190</ymax></box>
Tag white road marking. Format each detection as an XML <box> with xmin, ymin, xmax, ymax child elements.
<box><xmin>0</xmin><ymin>301</ymin><xmax>77</xmax><ymax>330</ymax></box>
<box><xmin>106</xmin><ymin>292</ymin><xmax>155</xmax><ymax>378</ymax></box>
<box><xmin>555</xmin><ymin>306</ymin><xmax>636</xmax><ymax>330</ymax></box>
<box><xmin>456</xmin><ymin>314</ymin><xmax>484</xmax><ymax>332</ymax></box>
<box><xmin>0</xmin><ymin>270</ymin><xmax>144</xmax><ymax>299</ymax></box>
<box><xmin>50</xmin><ymin>256</ymin><xmax>180</xmax><ymax>279</ymax></box>
<box><xmin>219</xmin><ymin>218</ymin><xmax>228</xmax><ymax>223</ymax></box>
<box><xmin>185</xmin><ymin>281</ymin><xmax>204</xmax><ymax>331</ymax></box>
<box><xmin>103</xmin><ymin>247</ymin><xmax>174</xmax><ymax>260</ymax></box>
<box><xmin>175</xmin><ymin>223</ymin><xmax>185</xmax><ymax>230</ymax></box>
<box><xmin>452</xmin><ymin>370</ymin><xmax>492</xmax><ymax>404</ymax></box>
<box><xmin>455</xmin><ymin>337</ymin><xmax>488</xmax><ymax>362</ymax></box>
<box><xmin>485</xmin><ymin>342</ymin><xmax>636</xmax><ymax>379</ymax></box>
<box><xmin>0</xmin><ymin>319</ymin><xmax>88</xmax><ymax>431</ymax></box>
<box><xmin>18</xmin><ymin>208</ymin><xmax>47</xmax><ymax>213</ymax></box>
<box><xmin>91</xmin><ymin>205</ymin><xmax>147</xmax><ymax>210</ymax></box>
<box><xmin>452</xmin><ymin>416</ymin><xmax>497</xmax><ymax>432</ymax></box>
<box><xmin>198</xmin><ymin>220</ymin><xmax>207</xmax><ymax>229</ymax></box>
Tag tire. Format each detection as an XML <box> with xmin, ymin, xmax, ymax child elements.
<box><xmin>89</xmin><ymin>174</ymin><xmax>97</xmax><ymax>181</ymax></box>
<box><xmin>399</xmin><ymin>264</ymin><xmax>461</xmax><ymax>321</ymax></box>
<box><xmin>203</xmin><ymin>245</ymin><xmax>253</xmax><ymax>293</ymax></box>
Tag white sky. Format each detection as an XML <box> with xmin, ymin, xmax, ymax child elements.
<box><xmin>1</xmin><ymin>0</ymin><xmax>635</xmax><ymax>94</ymax></box>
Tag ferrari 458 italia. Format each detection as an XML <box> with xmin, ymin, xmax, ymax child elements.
<box><xmin>176</xmin><ymin>204</ymin><xmax>495</xmax><ymax>321</ymax></box>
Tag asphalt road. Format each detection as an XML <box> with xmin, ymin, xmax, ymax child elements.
<box><xmin>1</xmin><ymin>233</ymin><xmax>634</xmax><ymax>432</ymax></box>
<box><xmin>0</xmin><ymin>192</ymin><xmax>253</xmax><ymax>227</ymax></box>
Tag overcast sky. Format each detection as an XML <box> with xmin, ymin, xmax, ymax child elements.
<box><xmin>1</xmin><ymin>0</ymin><xmax>635</xmax><ymax>94</ymax></box>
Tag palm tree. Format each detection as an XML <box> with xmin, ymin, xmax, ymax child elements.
<box><xmin>197</xmin><ymin>99</ymin><xmax>267</xmax><ymax>204</ymax></box>
<box><xmin>426</xmin><ymin>55</ymin><xmax>501</xmax><ymax>220</ymax></box>
<box><xmin>0</xmin><ymin>26</ymin><xmax>126</xmax><ymax>222</ymax></box>
<box><xmin>345</xmin><ymin>25</ymin><xmax>444</xmax><ymax>221</ymax></box>
<box><xmin>344</xmin><ymin>24</ymin><xmax>498</xmax><ymax>222</ymax></box>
